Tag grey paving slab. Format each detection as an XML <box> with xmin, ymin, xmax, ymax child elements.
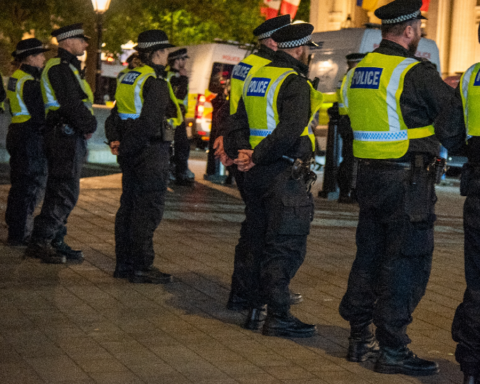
<box><xmin>0</xmin><ymin>169</ymin><xmax>468</xmax><ymax>384</ymax></box>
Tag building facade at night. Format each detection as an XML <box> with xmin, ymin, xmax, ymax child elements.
<box><xmin>309</xmin><ymin>0</ymin><xmax>480</xmax><ymax>76</ymax></box>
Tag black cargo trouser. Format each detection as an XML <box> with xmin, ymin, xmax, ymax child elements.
<box><xmin>115</xmin><ymin>141</ymin><xmax>170</xmax><ymax>272</ymax></box>
<box><xmin>243</xmin><ymin>161</ymin><xmax>314</xmax><ymax>314</ymax></box>
<box><xmin>452</xmin><ymin>187</ymin><xmax>480</xmax><ymax>375</ymax></box>
<box><xmin>31</xmin><ymin>126</ymin><xmax>86</xmax><ymax>243</ymax></box>
<box><xmin>229</xmin><ymin>167</ymin><xmax>252</xmax><ymax>298</ymax></box>
<box><xmin>339</xmin><ymin>161</ymin><xmax>436</xmax><ymax>348</ymax></box>
<box><xmin>173</xmin><ymin>121</ymin><xmax>190</xmax><ymax>179</ymax></box>
<box><xmin>5</xmin><ymin>124</ymin><xmax>47</xmax><ymax>242</ymax></box>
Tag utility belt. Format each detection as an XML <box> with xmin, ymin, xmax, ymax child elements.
<box><xmin>354</xmin><ymin>154</ymin><xmax>443</xmax><ymax>224</ymax></box>
<box><xmin>46</xmin><ymin>112</ymin><xmax>79</xmax><ymax>139</ymax></box>
<box><xmin>117</xmin><ymin>118</ymin><xmax>172</xmax><ymax>142</ymax></box>
<box><xmin>460</xmin><ymin>162</ymin><xmax>480</xmax><ymax>197</ymax></box>
<box><xmin>282</xmin><ymin>155</ymin><xmax>317</xmax><ymax>193</ymax></box>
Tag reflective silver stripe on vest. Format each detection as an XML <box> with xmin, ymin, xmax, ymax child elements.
<box><xmin>353</xmin><ymin>130</ymin><xmax>408</xmax><ymax>142</ymax></box>
<box><xmin>119</xmin><ymin>113</ymin><xmax>140</xmax><ymax>120</ymax></box>
<box><xmin>134</xmin><ymin>73</ymin><xmax>153</xmax><ymax>114</ymax></box>
<box><xmin>266</xmin><ymin>71</ymin><xmax>296</xmax><ymax>132</ymax></box>
<box><xmin>12</xmin><ymin>76</ymin><xmax>32</xmax><ymax>117</ymax></box>
<box><xmin>343</xmin><ymin>70</ymin><xmax>354</xmax><ymax>109</ymax></box>
<box><xmin>42</xmin><ymin>74</ymin><xmax>58</xmax><ymax>110</ymax></box>
<box><xmin>386</xmin><ymin>58</ymin><xmax>417</xmax><ymax>132</ymax></box>
<box><xmin>462</xmin><ymin>65</ymin><xmax>476</xmax><ymax>129</ymax></box>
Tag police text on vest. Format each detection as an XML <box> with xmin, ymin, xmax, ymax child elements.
<box><xmin>246</xmin><ymin>78</ymin><xmax>271</xmax><ymax>97</ymax></box>
<box><xmin>350</xmin><ymin>68</ymin><xmax>383</xmax><ymax>89</ymax></box>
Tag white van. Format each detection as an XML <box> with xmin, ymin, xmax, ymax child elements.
<box><xmin>308</xmin><ymin>28</ymin><xmax>441</xmax><ymax>128</ymax></box>
<box><xmin>166</xmin><ymin>42</ymin><xmax>250</xmax><ymax>144</ymax></box>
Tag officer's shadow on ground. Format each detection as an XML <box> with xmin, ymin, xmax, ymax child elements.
<box><xmin>295</xmin><ymin>324</ymin><xmax>462</xmax><ymax>383</ymax></box>
<box><xmin>161</xmin><ymin>271</ymin><xmax>247</xmax><ymax>326</ymax></box>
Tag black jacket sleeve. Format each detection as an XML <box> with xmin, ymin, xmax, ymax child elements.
<box><xmin>23</xmin><ymin>79</ymin><xmax>46</xmax><ymax>129</ymax></box>
<box><xmin>169</xmin><ymin>74</ymin><xmax>189</xmax><ymax>114</ymax></box>
<box><xmin>251</xmin><ymin>75</ymin><xmax>310</xmax><ymax>165</ymax></box>
<box><xmin>48</xmin><ymin>64</ymin><xmax>97</xmax><ymax>134</ymax></box>
<box><xmin>105</xmin><ymin>105</ymin><xmax>121</xmax><ymax>143</ymax></box>
<box><xmin>137</xmin><ymin>77</ymin><xmax>170</xmax><ymax>138</ymax></box>
<box><xmin>224</xmin><ymin>97</ymin><xmax>251</xmax><ymax>159</ymax></box>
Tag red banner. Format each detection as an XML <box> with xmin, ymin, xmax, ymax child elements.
<box><xmin>261</xmin><ymin>0</ymin><xmax>281</xmax><ymax>19</ymax></box>
<box><xmin>280</xmin><ymin>0</ymin><xmax>301</xmax><ymax>19</ymax></box>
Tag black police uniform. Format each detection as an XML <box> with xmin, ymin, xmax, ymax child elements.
<box><xmin>29</xmin><ymin>31</ymin><xmax>97</xmax><ymax>263</ymax></box>
<box><xmin>0</xmin><ymin>75</ymin><xmax>6</xmax><ymax>111</ymax></box>
<box><xmin>167</xmin><ymin>50</ymin><xmax>191</xmax><ymax>185</ymax></box>
<box><xmin>226</xmin><ymin>26</ymin><xmax>317</xmax><ymax>337</ymax></box>
<box><xmin>338</xmin><ymin>0</ymin><xmax>465</xmax><ymax>375</ymax></box>
<box><xmin>5</xmin><ymin>63</ymin><xmax>47</xmax><ymax>245</ymax></box>
<box><xmin>219</xmin><ymin>19</ymin><xmax>287</xmax><ymax>311</ymax></box>
<box><xmin>106</xmin><ymin>29</ymin><xmax>174</xmax><ymax>284</ymax></box>
<box><xmin>452</xmin><ymin>109</ymin><xmax>480</xmax><ymax>380</ymax></box>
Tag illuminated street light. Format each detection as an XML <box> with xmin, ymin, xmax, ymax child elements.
<box><xmin>91</xmin><ymin>0</ymin><xmax>111</xmax><ymax>104</ymax></box>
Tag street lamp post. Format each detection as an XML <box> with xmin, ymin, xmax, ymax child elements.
<box><xmin>91</xmin><ymin>0</ymin><xmax>111</xmax><ymax>104</ymax></box>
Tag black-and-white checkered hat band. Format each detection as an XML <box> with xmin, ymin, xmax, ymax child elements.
<box><xmin>137</xmin><ymin>41</ymin><xmax>169</xmax><ymax>49</ymax></box>
<box><xmin>257</xmin><ymin>25</ymin><xmax>288</xmax><ymax>40</ymax></box>
<box><xmin>277</xmin><ymin>35</ymin><xmax>312</xmax><ymax>49</ymax></box>
<box><xmin>382</xmin><ymin>10</ymin><xmax>420</xmax><ymax>24</ymax></box>
<box><xmin>56</xmin><ymin>29</ymin><xmax>85</xmax><ymax>41</ymax></box>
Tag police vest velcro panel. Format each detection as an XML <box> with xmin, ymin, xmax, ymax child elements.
<box><xmin>41</xmin><ymin>58</ymin><xmax>94</xmax><ymax>115</ymax></box>
<box><xmin>460</xmin><ymin>62</ymin><xmax>480</xmax><ymax>137</ymax></box>
<box><xmin>344</xmin><ymin>52</ymin><xmax>435</xmax><ymax>159</ymax></box>
<box><xmin>115</xmin><ymin>65</ymin><xmax>157</xmax><ymax>120</ymax></box>
<box><xmin>243</xmin><ymin>66</ymin><xmax>322</xmax><ymax>151</ymax></box>
<box><xmin>7</xmin><ymin>69</ymin><xmax>34</xmax><ymax>124</ymax></box>
<box><xmin>166</xmin><ymin>71</ymin><xmax>189</xmax><ymax>110</ymax></box>
<box><xmin>230</xmin><ymin>53</ymin><xmax>271</xmax><ymax>115</ymax></box>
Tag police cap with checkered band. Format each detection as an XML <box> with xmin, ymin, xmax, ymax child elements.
<box><xmin>271</xmin><ymin>22</ymin><xmax>318</xmax><ymax>49</ymax></box>
<box><xmin>51</xmin><ymin>23</ymin><xmax>90</xmax><ymax>42</ymax></box>
<box><xmin>253</xmin><ymin>14</ymin><xmax>291</xmax><ymax>40</ymax></box>
<box><xmin>374</xmin><ymin>0</ymin><xmax>427</xmax><ymax>25</ymax></box>
<box><xmin>134</xmin><ymin>30</ymin><xmax>175</xmax><ymax>52</ymax></box>
<box><xmin>12</xmin><ymin>38</ymin><xmax>49</xmax><ymax>60</ymax></box>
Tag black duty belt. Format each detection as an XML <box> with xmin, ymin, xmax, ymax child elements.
<box><xmin>357</xmin><ymin>158</ymin><xmax>411</xmax><ymax>169</ymax></box>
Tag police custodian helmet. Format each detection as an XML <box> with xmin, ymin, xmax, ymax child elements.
<box><xmin>374</xmin><ymin>0</ymin><xmax>427</xmax><ymax>24</ymax></box>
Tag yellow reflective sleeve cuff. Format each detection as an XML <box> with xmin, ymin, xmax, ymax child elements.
<box><xmin>407</xmin><ymin>125</ymin><xmax>435</xmax><ymax>139</ymax></box>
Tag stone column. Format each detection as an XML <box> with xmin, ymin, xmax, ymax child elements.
<box><xmin>310</xmin><ymin>0</ymin><xmax>332</xmax><ymax>32</ymax></box>
<box><xmin>449</xmin><ymin>0</ymin><xmax>477</xmax><ymax>74</ymax></box>
<box><xmin>425</xmin><ymin>0</ymin><xmax>453</xmax><ymax>75</ymax></box>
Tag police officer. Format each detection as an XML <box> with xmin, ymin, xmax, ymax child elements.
<box><xmin>105</xmin><ymin>30</ymin><xmax>181</xmax><ymax>284</ymax></box>
<box><xmin>25</xmin><ymin>24</ymin><xmax>97</xmax><ymax>264</ymax></box>
<box><xmin>216</xmin><ymin>15</ymin><xmax>296</xmax><ymax>312</ymax></box>
<box><xmin>225</xmin><ymin>22</ymin><xmax>322</xmax><ymax>338</ymax></box>
<box><xmin>451</xmin><ymin>24</ymin><xmax>480</xmax><ymax>384</ymax></box>
<box><xmin>5</xmin><ymin>39</ymin><xmax>49</xmax><ymax>246</ymax></box>
<box><xmin>117</xmin><ymin>52</ymin><xmax>140</xmax><ymax>84</ymax></box>
<box><xmin>337</xmin><ymin>53</ymin><xmax>365</xmax><ymax>204</ymax></box>
<box><xmin>166</xmin><ymin>48</ymin><xmax>194</xmax><ymax>186</ymax></box>
<box><xmin>0</xmin><ymin>70</ymin><xmax>5</xmax><ymax>113</ymax></box>
<box><xmin>339</xmin><ymin>0</ymin><xmax>465</xmax><ymax>375</ymax></box>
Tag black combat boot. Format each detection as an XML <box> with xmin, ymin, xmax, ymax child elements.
<box><xmin>244</xmin><ymin>305</ymin><xmax>267</xmax><ymax>330</ymax></box>
<box><xmin>52</xmin><ymin>240</ymin><xmax>84</xmax><ymax>263</ymax></box>
<box><xmin>226</xmin><ymin>291</ymin><xmax>249</xmax><ymax>311</ymax></box>
<box><xmin>129</xmin><ymin>266</ymin><xmax>173</xmax><ymax>284</ymax></box>
<box><xmin>25</xmin><ymin>241</ymin><xmax>66</xmax><ymax>264</ymax></box>
<box><xmin>347</xmin><ymin>323</ymin><xmax>379</xmax><ymax>362</ymax></box>
<box><xmin>262</xmin><ymin>311</ymin><xmax>317</xmax><ymax>338</ymax></box>
<box><xmin>374</xmin><ymin>346</ymin><xmax>439</xmax><ymax>376</ymax></box>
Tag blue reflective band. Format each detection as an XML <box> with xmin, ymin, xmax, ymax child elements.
<box><xmin>474</xmin><ymin>71</ymin><xmax>480</xmax><ymax>86</ymax></box>
<box><xmin>250</xmin><ymin>129</ymin><xmax>273</xmax><ymax>137</ymax></box>
<box><xmin>121</xmin><ymin>71</ymin><xmax>141</xmax><ymax>85</ymax></box>
<box><xmin>119</xmin><ymin>113</ymin><xmax>140</xmax><ymax>120</ymax></box>
<box><xmin>246</xmin><ymin>78</ymin><xmax>271</xmax><ymax>97</ymax></box>
<box><xmin>232</xmin><ymin>63</ymin><xmax>253</xmax><ymax>81</ymax></box>
<box><xmin>354</xmin><ymin>130</ymin><xmax>408</xmax><ymax>142</ymax></box>
<box><xmin>45</xmin><ymin>101</ymin><xmax>60</xmax><ymax>109</ymax></box>
<box><xmin>350</xmin><ymin>67</ymin><xmax>383</xmax><ymax>89</ymax></box>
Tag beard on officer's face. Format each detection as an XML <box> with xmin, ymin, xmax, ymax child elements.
<box><xmin>408</xmin><ymin>24</ymin><xmax>421</xmax><ymax>55</ymax></box>
<box><xmin>300</xmin><ymin>46</ymin><xmax>309</xmax><ymax>65</ymax></box>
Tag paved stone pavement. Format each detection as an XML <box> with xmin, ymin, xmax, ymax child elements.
<box><xmin>0</xmin><ymin>159</ymin><xmax>468</xmax><ymax>384</ymax></box>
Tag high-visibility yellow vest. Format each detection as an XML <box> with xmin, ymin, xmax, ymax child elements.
<box><xmin>41</xmin><ymin>58</ymin><xmax>94</xmax><ymax>115</ymax></box>
<box><xmin>343</xmin><ymin>52</ymin><xmax>435</xmax><ymax>159</ymax></box>
<box><xmin>7</xmin><ymin>69</ymin><xmax>34</xmax><ymax>123</ymax></box>
<box><xmin>116</xmin><ymin>67</ymin><xmax>129</xmax><ymax>86</ymax></box>
<box><xmin>243</xmin><ymin>66</ymin><xmax>323</xmax><ymax>151</ymax></box>
<box><xmin>115</xmin><ymin>65</ymin><xmax>183</xmax><ymax>128</ymax></box>
<box><xmin>337</xmin><ymin>74</ymin><xmax>348</xmax><ymax>116</ymax></box>
<box><xmin>0</xmin><ymin>71</ymin><xmax>5</xmax><ymax>111</ymax></box>
<box><xmin>460</xmin><ymin>62</ymin><xmax>480</xmax><ymax>137</ymax></box>
<box><xmin>230</xmin><ymin>53</ymin><xmax>271</xmax><ymax>115</ymax></box>
<box><xmin>166</xmin><ymin>70</ymin><xmax>189</xmax><ymax>110</ymax></box>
